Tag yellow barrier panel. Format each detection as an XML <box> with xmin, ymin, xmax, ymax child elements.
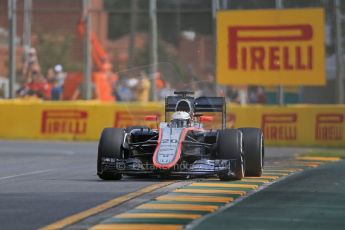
<box><xmin>0</xmin><ymin>101</ymin><xmax>344</xmax><ymax>147</ymax></box>
<box><xmin>230</xmin><ymin>105</ymin><xmax>345</xmax><ymax>146</ymax></box>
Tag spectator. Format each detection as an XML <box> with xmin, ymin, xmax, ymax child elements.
<box><xmin>248</xmin><ymin>86</ymin><xmax>258</xmax><ymax>104</ymax></box>
<box><xmin>22</xmin><ymin>48</ymin><xmax>41</xmax><ymax>82</ymax></box>
<box><xmin>134</xmin><ymin>72</ymin><xmax>150</xmax><ymax>102</ymax></box>
<box><xmin>94</xmin><ymin>62</ymin><xmax>117</xmax><ymax>101</ymax></box>
<box><xmin>248</xmin><ymin>86</ymin><xmax>266</xmax><ymax>104</ymax></box>
<box><xmin>226</xmin><ymin>86</ymin><xmax>239</xmax><ymax>102</ymax></box>
<box><xmin>155</xmin><ymin>72</ymin><xmax>165</xmax><ymax>92</ymax></box>
<box><xmin>236</xmin><ymin>86</ymin><xmax>248</xmax><ymax>105</ymax></box>
<box><xmin>126</xmin><ymin>77</ymin><xmax>139</xmax><ymax>100</ymax></box>
<box><xmin>257</xmin><ymin>87</ymin><xmax>267</xmax><ymax>104</ymax></box>
<box><xmin>190</xmin><ymin>78</ymin><xmax>202</xmax><ymax>98</ymax></box>
<box><xmin>24</xmin><ymin>71</ymin><xmax>51</xmax><ymax>99</ymax></box>
<box><xmin>159</xmin><ymin>82</ymin><xmax>174</xmax><ymax>100</ymax></box>
<box><xmin>0</xmin><ymin>77</ymin><xmax>9</xmax><ymax>98</ymax></box>
<box><xmin>50</xmin><ymin>78</ymin><xmax>63</xmax><ymax>101</ymax></box>
<box><xmin>114</xmin><ymin>75</ymin><xmax>134</xmax><ymax>101</ymax></box>
<box><xmin>53</xmin><ymin>64</ymin><xmax>66</xmax><ymax>88</ymax></box>
<box><xmin>46</xmin><ymin>68</ymin><xmax>55</xmax><ymax>83</ymax></box>
<box><xmin>199</xmin><ymin>70</ymin><xmax>217</xmax><ymax>96</ymax></box>
<box><xmin>16</xmin><ymin>79</ymin><xmax>29</xmax><ymax>98</ymax></box>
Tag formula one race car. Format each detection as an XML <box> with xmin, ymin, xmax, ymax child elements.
<box><xmin>97</xmin><ymin>91</ymin><xmax>264</xmax><ymax>181</ymax></box>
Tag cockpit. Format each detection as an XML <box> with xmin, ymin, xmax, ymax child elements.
<box><xmin>170</xmin><ymin>119</ymin><xmax>190</xmax><ymax>128</ymax></box>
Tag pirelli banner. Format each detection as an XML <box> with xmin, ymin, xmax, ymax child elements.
<box><xmin>230</xmin><ymin>106</ymin><xmax>345</xmax><ymax>146</ymax></box>
<box><xmin>0</xmin><ymin>101</ymin><xmax>344</xmax><ymax>147</ymax></box>
<box><xmin>217</xmin><ymin>8</ymin><xmax>325</xmax><ymax>85</ymax></box>
<box><xmin>0</xmin><ymin>101</ymin><xmax>163</xmax><ymax>141</ymax></box>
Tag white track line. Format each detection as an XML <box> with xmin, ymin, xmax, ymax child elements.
<box><xmin>0</xmin><ymin>147</ymin><xmax>75</xmax><ymax>155</ymax></box>
<box><xmin>0</xmin><ymin>170</ymin><xmax>52</xmax><ymax>181</ymax></box>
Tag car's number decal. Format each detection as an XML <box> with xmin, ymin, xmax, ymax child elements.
<box><xmin>156</xmin><ymin>128</ymin><xmax>183</xmax><ymax>165</ymax></box>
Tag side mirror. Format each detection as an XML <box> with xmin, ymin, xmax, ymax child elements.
<box><xmin>200</xmin><ymin>115</ymin><xmax>214</xmax><ymax>122</ymax></box>
<box><xmin>144</xmin><ymin>115</ymin><xmax>158</xmax><ymax>121</ymax></box>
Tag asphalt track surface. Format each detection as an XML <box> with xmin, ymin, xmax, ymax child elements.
<box><xmin>0</xmin><ymin>140</ymin><xmax>157</xmax><ymax>230</ymax></box>
<box><xmin>0</xmin><ymin>140</ymin><xmax>338</xmax><ymax>230</ymax></box>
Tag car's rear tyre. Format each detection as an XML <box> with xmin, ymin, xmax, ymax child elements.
<box><xmin>239</xmin><ymin>128</ymin><xmax>264</xmax><ymax>177</ymax></box>
<box><xmin>217</xmin><ymin>129</ymin><xmax>244</xmax><ymax>180</ymax></box>
<box><xmin>97</xmin><ymin>128</ymin><xmax>124</xmax><ymax>180</ymax></box>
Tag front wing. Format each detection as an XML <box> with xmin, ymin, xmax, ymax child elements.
<box><xmin>100</xmin><ymin>158</ymin><xmax>237</xmax><ymax>177</ymax></box>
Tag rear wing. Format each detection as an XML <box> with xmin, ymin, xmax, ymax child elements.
<box><xmin>165</xmin><ymin>96</ymin><xmax>227</xmax><ymax>129</ymax></box>
<box><xmin>194</xmin><ymin>97</ymin><xmax>225</xmax><ymax>113</ymax></box>
<box><xmin>195</xmin><ymin>97</ymin><xmax>226</xmax><ymax>129</ymax></box>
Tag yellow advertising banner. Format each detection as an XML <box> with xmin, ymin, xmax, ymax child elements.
<box><xmin>217</xmin><ymin>8</ymin><xmax>325</xmax><ymax>86</ymax></box>
<box><xmin>230</xmin><ymin>106</ymin><xmax>345</xmax><ymax>146</ymax></box>
<box><xmin>0</xmin><ymin>101</ymin><xmax>344</xmax><ymax>147</ymax></box>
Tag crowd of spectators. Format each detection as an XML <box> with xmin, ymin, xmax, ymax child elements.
<box><xmin>17</xmin><ymin>48</ymin><xmax>65</xmax><ymax>100</ymax></box>
<box><xmin>14</xmin><ymin>47</ymin><xmax>267</xmax><ymax>104</ymax></box>
<box><xmin>15</xmin><ymin>47</ymin><xmax>176</xmax><ymax>102</ymax></box>
<box><xmin>114</xmin><ymin>72</ymin><xmax>173</xmax><ymax>102</ymax></box>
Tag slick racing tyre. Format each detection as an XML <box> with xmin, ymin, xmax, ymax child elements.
<box><xmin>217</xmin><ymin>129</ymin><xmax>244</xmax><ymax>180</ymax></box>
<box><xmin>239</xmin><ymin>128</ymin><xmax>264</xmax><ymax>177</ymax></box>
<box><xmin>97</xmin><ymin>128</ymin><xmax>124</xmax><ymax>180</ymax></box>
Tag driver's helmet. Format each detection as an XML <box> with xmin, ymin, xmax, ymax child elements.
<box><xmin>170</xmin><ymin>111</ymin><xmax>191</xmax><ymax>128</ymax></box>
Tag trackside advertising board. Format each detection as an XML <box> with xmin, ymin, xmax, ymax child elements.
<box><xmin>0</xmin><ymin>101</ymin><xmax>344</xmax><ymax>147</ymax></box>
<box><xmin>217</xmin><ymin>8</ymin><xmax>325</xmax><ymax>86</ymax></box>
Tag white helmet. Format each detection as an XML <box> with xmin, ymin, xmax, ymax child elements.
<box><xmin>171</xmin><ymin>111</ymin><xmax>191</xmax><ymax>128</ymax></box>
<box><xmin>171</xmin><ymin>111</ymin><xmax>191</xmax><ymax>120</ymax></box>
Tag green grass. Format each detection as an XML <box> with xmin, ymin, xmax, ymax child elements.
<box><xmin>300</xmin><ymin>150</ymin><xmax>345</xmax><ymax>159</ymax></box>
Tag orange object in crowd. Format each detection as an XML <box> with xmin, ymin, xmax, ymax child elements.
<box><xmin>93</xmin><ymin>72</ymin><xmax>117</xmax><ymax>101</ymax></box>
<box><xmin>78</xmin><ymin>19</ymin><xmax>109</xmax><ymax>71</ymax></box>
<box><xmin>62</xmin><ymin>72</ymin><xmax>83</xmax><ymax>100</ymax></box>
<box><xmin>62</xmin><ymin>72</ymin><xmax>117</xmax><ymax>101</ymax></box>
<box><xmin>155</xmin><ymin>72</ymin><xmax>165</xmax><ymax>90</ymax></box>
<box><xmin>76</xmin><ymin>18</ymin><xmax>117</xmax><ymax>101</ymax></box>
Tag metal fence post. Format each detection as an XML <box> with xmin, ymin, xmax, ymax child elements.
<box><xmin>149</xmin><ymin>0</ymin><xmax>158</xmax><ymax>101</ymax></box>
<box><xmin>83</xmin><ymin>0</ymin><xmax>92</xmax><ymax>100</ymax></box>
<box><xmin>23</xmin><ymin>0</ymin><xmax>32</xmax><ymax>63</ymax></box>
<box><xmin>335</xmin><ymin>0</ymin><xmax>344</xmax><ymax>104</ymax></box>
<box><xmin>8</xmin><ymin>0</ymin><xmax>17</xmax><ymax>99</ymax></box>
<box><xmin>276</xmin><ymin>0</ymin><xmax>284</xmax><ymax>105</ymax></box>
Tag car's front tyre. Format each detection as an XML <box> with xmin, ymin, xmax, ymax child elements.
<box><xmin>217</xmin><ymin>129</ymin><xmax>244</xmax><ymax>180</ymax></box>
<box><xmin>239</xmin><ymin>128</ymin><xmax>264</xmax><ymax>177</ymax></box>
<box><xmin>97</xmin><ymin>128</ymin><xmax>124</xmax><ymax>180</ymax></box>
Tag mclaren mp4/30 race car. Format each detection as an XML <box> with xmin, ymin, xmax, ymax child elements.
<box><xmin>97</xmin><ymin>91</ymin><xmax>264</xmax><ymax>181</ymax></box>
